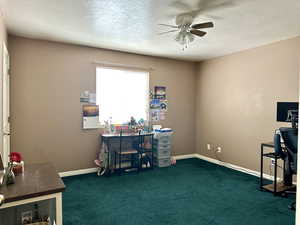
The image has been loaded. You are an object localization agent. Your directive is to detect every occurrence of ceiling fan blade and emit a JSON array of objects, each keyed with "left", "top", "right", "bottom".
[
  {"left": 158, "top": 23, "right": 179, "bottom": 28},
  {"left": 191, "top": 22, "right": 214, "bottom": 29},
  {"left": 190, "top": 29, "right": 207, "bottom": 37},
  {"left": 169, "top": 1, "right": 192, "bottom": 11},
  {"left": 174, "top": 0, "right": 236, "bottom": 19},
  {"left": 175, "top": 10, "right": 202, "bottom": 20},
  {"left": 196, "top": 0, "right": 235, "bottom": 12},
  {"left": 202, "top": 14, "right": 223, "bottom": 20},
  {"left": 158, "top": 30, "right": 178, "bottom": 35}
]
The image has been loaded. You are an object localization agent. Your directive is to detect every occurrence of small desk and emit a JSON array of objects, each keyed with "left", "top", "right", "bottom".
[
  {"left": 260, "top": 142, "right": 295, "bottom": 195},
  {"left": 0, "top": 163, "right": 65, "bottom": 225},
  {"left": 101, "top": 132, "right": 154, "bottom": 174}
]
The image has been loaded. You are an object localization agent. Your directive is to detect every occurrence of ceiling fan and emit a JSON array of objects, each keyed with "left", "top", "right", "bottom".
[
  {"left": 158, "top": 0, "right": 235, "bottom": 49},
  {"left": 158, "top": 14, "right": 214, "bottom": 50}
]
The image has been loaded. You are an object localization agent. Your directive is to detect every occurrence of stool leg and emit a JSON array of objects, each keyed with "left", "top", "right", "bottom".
[
  {"left": 119, "top": 154, "right": 121, "bottom": 175},
  {"left": 114, "top": 151, "right": 116, "bottom": 172},
  {"left": 289, "top": 202, "right": 296, "bottom": 210},
  {"left": 260, "top": 144, "right": 263, "bottom": 190},
  {"left": 138, "top": 154, "right": 140, "bottom": 172}
]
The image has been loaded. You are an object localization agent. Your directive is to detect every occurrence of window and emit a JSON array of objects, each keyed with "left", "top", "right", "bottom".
[{"left": 96, "top": 67, "right": 149, "bottom": 124}]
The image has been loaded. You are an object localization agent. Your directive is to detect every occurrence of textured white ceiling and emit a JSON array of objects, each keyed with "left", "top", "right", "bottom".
[{"left": 1, "top": 0, "right": 300, "bottom": 61}]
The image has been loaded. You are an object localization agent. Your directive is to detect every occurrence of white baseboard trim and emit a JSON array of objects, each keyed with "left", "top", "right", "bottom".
[
  {"left": 59, "top": 154, "right": 196, "bottom": 177},
  {"left": 59, "top": 167, "right": 98, "bottom": 178},
  {"left": 194, "top": 154, "right": 275, "bottom": 181},
  {"left": 59, "top": 153, "right": 278, "bottom": 182},
  {"left": 173, "top": 154, "right": 198, "bottom": 160}
]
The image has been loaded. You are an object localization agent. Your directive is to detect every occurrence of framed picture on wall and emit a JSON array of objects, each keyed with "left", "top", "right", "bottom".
[{"left": 154, "top": 86, "right": 166, "bottom": 100}]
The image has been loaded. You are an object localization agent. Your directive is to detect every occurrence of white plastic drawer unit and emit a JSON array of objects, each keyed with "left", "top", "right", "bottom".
[
  {"left": 154, "top": 131, "right": 173, "bottom": 138},
  {"left": 154, "top": 157, "right": 171, "bottom": 167},
  {"left": 154, "top": 138, "right": 171, "bottom": 149},
  {"left": 154, "top": 143, "right": 171, "bottom": 150},
  {"left": 156, "top": 135, "right": 171, "bottom": 143},
  {"left": 154, "top": 148, "right": 171, "bottom": 159}
]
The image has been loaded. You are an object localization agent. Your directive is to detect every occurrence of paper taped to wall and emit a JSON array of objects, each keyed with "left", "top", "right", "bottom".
[{"left": 82, "top": 105, "right": 101, "bottom": 129}]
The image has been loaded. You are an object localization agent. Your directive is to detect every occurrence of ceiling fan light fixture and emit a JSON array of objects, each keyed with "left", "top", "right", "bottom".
[
  {"left": 175, "top": 32, "right": 181, "bottom": 42},
  {"left": 175, "top": 30, "right": 194, "bottom": 50},
  {"left": 159, "top": 15, "right": 214, "bottom": 50},
  {"left": 187, "top": 32, "right": 194, "bottom": 42}
]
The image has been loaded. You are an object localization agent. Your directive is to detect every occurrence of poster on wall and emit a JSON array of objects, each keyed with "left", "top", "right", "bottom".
[
  {"left": 89, "top": 93, "right": 96, "bottom": 104},
  {"left": 80, "top": 91, "right": 96, "bottom": 104},
  {"left": 150, "top": 99, "right": 161, "bottom": 109},
  {"left": 82, "top": 105, "right": 101, "bottom": 129},
  {"left": 160, "top": 100, "right": 168, "bottom": 112},
  {"left": 150, "top": 109, "right": 160, "bottom": 121},
  {"left": 154, "top": 86, "right": 166, "bottom": 100},
  {"left": 80, "top": 91, "right": 89, "bottom": 103},
  {"left": 150, "top": 86, "right": 168, "bottom": 122}
]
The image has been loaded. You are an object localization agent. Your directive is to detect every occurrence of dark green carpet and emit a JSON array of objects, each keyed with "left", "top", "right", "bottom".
[{"left": 62, "top": 159, "right": 295, "bottom": 225}]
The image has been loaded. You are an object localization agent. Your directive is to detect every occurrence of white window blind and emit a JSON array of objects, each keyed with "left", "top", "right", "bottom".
[{"left": 96, "top": 67, "right": 149, "bottom": 124}]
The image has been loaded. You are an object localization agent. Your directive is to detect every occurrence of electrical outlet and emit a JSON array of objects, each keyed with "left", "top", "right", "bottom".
[
  {"left": 207, "top": 144, "right": 211, "bottom": 150},
  {"left": 216, "top": 146, "right": 222, "bottom": 153}
]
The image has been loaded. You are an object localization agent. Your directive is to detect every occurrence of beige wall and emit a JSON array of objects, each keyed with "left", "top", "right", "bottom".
[
  {"left": 8, "top": 36, "right": 197, "bottom": 172},
  {"left": 196, "top": 36, "right": 300, "bottom": 173},
  {"left": 8, "top": 32, "right": 300, "bottom": 174}
]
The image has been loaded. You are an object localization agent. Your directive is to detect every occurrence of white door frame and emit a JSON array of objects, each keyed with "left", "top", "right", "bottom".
[{"left": 1, "top": 42, "right": 9, "bottom": 167}]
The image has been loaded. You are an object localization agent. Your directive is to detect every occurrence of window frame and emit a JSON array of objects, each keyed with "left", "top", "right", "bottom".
[{"left": 96, "top": 66, "right": 150, "bottom": 125}]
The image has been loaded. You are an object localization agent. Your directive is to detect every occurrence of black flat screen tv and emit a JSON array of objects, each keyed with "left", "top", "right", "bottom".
[{"left": 277, "top": 102, "right": 299, "bottom": 122}]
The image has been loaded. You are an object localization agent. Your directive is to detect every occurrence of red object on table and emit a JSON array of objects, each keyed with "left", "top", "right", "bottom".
[{"left": 10, "top": 152, "right": 22, "bottom": 163}]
